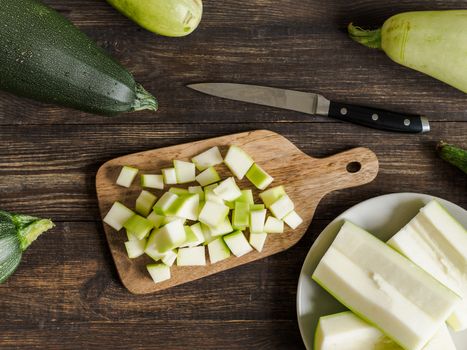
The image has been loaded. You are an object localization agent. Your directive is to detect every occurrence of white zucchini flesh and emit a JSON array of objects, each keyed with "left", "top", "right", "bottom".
[
  {"left": 162, "top": 167, "right": 177, "bottom": 185},
  {"left": 153, "top": 192, "right": 179, "bottom": 215},
  {"left": 312, "top": 221, "right": 461, "bottom": 350},
  {"left": 146, "top": 211, "right": 165, "bottom": 229},
  {"left": 135, "top": 190, "right": 158, "bottom": 216},
  {"left": 246, "top": 163, "right": 273, "bottom": 190},
  {"left": 249, "top": 232, "right": 267, "bottom": 252},
  {"left": 123, "top": 214, "right": 154, "bottom": 240},
  {"left": 146, "top": 219, "right": 186, "bottom": 253},
  {"left": 314, "top": 311, "right": 456, "bottom": 350},
  {"left": 264, "top": 216, "right": 284, "bottom": 233},
  {"left": 116, "top": 165, "right": 139, "bottom": 188},
  {"left": 213, "top": 177, "right": 242, "bottom": 201},
  {"left": 165, "top": 194, "right": 199, "bottom": 221},
  {"left": 177, "top": 246, "right": 206, "bottom": 266},
  {"left": 250, "top": 209, "right": 267, "bottom": 232},
  {"left": 259, "top": 186, "right": 286, "bottom": 208},
  {"left": 144, "top": 244, "right": 168, "bottom": 262},
  {"left": 126, "top": 231, "right": 139, "bottom": 241},
  {"left": 224, "top": 146, "right": 254, "bottom": 180},
  {"left": 204, "top": 184, "right": 224, "bottom": 204},
  {"left": 388, "top": 200, "right": 467, "bottom": 331},
  {"left": 198, "top": 201, "right": 230, "bottom": 227},
  {"left": 208, "top": 238, "right": 231, "bottom": 263},
  {"left": 204, "top": 217, "right": 233, "bottom": 237},
  {"left": 195, "top": 166, "right": 221, "bottom": 186},
  {"left": 173, "top": 160, "right": 196, "bottom": 184},
  {"left": 188, "top": 186, "right": 205, "bottom": 201},
  {"left": 191, "top": 146, "right": 223, "bottom": 171},
  {"left": 223, "top": 231, "right": 253, "bottom": 257},
  {"left": 103, "top": 201, "right": 134, "bottom": 231},
  {"left": 147, "top": 263, "right": 171, "bottom": 283},
  {"left": 269, "top": 194, "right": 294, "bottom": 220},
  {"left": 283, "top": 210, "right": 303, "bottom": 229},
  {"left": 124, "top": 239, "right": 147, "bottom": 259},
  {"left": 161, "top": 250, "right": 177, "bottom": 267},
  {"left": 141, "top": 174, "right": 164, "bottom": 190}
]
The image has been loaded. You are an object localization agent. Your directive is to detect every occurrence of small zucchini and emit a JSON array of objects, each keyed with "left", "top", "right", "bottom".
[
  {"left": 349, "top": 11, "right": 467, "bottom": 93},
  {"left": 0, "top": 0, "right": 157, "bottom": 115},
  {"left": 437, "top": 141, "right": 467, "bottom": 175},
  {"left": 0, "top": 210, "right": 54, "bottom": 284}
]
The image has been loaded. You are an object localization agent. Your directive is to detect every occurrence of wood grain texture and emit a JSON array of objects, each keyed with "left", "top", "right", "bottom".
[
  {"left": 96, "top": 130, "right": 378, "bottom": 293},
  {"left": 0, "top": 0, "right": 466, "bottom": 348}
]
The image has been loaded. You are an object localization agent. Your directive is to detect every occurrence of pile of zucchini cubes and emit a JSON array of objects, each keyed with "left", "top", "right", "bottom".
[{"left": 103, "top": 146, "right": 303, "bottom": 284}]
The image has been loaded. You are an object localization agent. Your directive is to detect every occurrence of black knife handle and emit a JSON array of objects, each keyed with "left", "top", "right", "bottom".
[{"left": 328, "top": 101, "right": 430, "bottom": 133}]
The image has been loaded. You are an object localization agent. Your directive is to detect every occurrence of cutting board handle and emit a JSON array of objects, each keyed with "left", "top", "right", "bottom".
[{"left": 309, "top": 147, "right": 379, "bottom": 195}]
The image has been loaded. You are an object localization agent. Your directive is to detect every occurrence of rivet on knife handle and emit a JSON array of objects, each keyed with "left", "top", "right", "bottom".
[{"left": 328, "top": 101, "right": 430, "bottom": 133}]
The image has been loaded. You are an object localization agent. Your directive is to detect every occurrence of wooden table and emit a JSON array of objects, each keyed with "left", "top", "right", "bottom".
[{"left": 0, "top": 1, "right": 466, "bottom": 348}]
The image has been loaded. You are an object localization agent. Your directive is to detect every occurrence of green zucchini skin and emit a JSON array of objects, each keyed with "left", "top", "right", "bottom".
[
  {"left": 437, "top": 141, "right": 467, "bottom": 175},
  {"left": 0, "top": 210, "right": 54, "bottom": 284},
  {"left": 0, "top": 0, "right": 157, "bottom": 116},
  {"left": 348, "top": 11, "right": 467, "bottom": 94}
]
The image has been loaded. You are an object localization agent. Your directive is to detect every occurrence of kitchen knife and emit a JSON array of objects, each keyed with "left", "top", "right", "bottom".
[{"left": 187, "top": 83, "right": 430, "bottom": 133}]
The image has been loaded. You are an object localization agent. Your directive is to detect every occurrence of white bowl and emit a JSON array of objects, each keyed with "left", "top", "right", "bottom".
[{"left": 296, "top": 192, "right": 467, "bottom": 349}]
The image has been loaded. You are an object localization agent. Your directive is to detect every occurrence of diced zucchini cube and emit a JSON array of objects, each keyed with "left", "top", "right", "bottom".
[
  {"left": 180, "top": 225, "right": 204, "bottom": 247},
  {"left": 146, "top": 219, "right": 186, "bottom": 253},
  {"left": 124, "top": 239, "right": 147, "bottom": 258},
  {"left": 116, "top": 165, "right": 139, "bottom": 188},
  {"left": 250, "top": 209, "right": 267, "bottom": 233},
  {"left": 162, "top": 167, "right": 177, "bottom": 185},
  {"left": 147, "top": 263, "right": 171, "bottom": 283},
  {"left": 103, "top": 201, "right": 134, "bottom": 231},
  {"left": 201, "top": 223, "right": 216, "bottom": 245},
  {"left": 126, "top": 231, "right": 139, "bottom": 241},
  {"left": 204, "top": 184, "right": 224, "bottom": 204},
  {"left": 141, "top": 174, "right": 164, "bottom": 190},
  {"left": 164, "top": 194, "right": 199, "bottom": 221},
  {"left": 135, "top": 190, "right": 158, "bottom": 216},
  {"left": 283, "top": 210, "right": 303, "bottom": 229},
  {"left": 264, "top": 216, "right": 284, "bottom": 233},
  {"left": 169, "top": 187, "right": 189, "bottom": 195},
  {"left": 146, "top": 211, "right": 165, "bottom": 229},
  {"left": 259, "top": 186, "right": 286, "bottom": 208},
  {"left": 144, "top": 243, "right": 167, "bottom": 262},
  {"left": 189, "top": 223, "right": 206, "bottom": 245},
  {"left": 123, "top": 214, "right": 154, "bottom": 240},
  {"left": 199, "top": 201, "right": 230, "bottom": 227},
  {"left": 269, "top": 195, "right": 294, "bottom": 219},
  {"left": 224, "top": 146, "right": 254, "bottom": 180},
  {"left": 213, "top": 177, "right": 242, "bottom": 201},
  {"left": 223, "top": 230, "right": 253, "bottom": 257},
  {"left": 249, "top": 232, "right": 268, "bottom": 252},
  {"left": 208, "top": 238, "right": 231, "bottom": 263},
  {"left": 205, "top": 217, "right": 233, "bottom": 237},
  {"left": 174, "top": 160, "right": 196, "bottom": 183},
  {"left": 192, "top": 146, "right": 223, "bottom": 171},
  {"left": 188, "top": 186, "right": 205, "bottom": 201},
  {"left": 162, "top": 216, "right": 186, "bottom": 226},
  {"left": 236, "top": 189, "right": 254, "bottom": 205},
  {"left": 161, "top": 250, "right": 177, "bottom": 267},
  {"left": 246, "top": 163, "right": 274, "bottom": 190},
  {"left": 233, "top": 201, "right": 249, "bottom": 228},
  {"left": 177, "top": 246, "right": 206, "bottom": 266},
  {"left": 153, "top": 192, "right": 179, "bottom": 215},
  {"left": 195, "top": 166, "right": 221, "bottom": 186}
]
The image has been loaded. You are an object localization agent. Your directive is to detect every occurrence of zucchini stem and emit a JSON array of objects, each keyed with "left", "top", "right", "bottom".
[
  {"left": 437, "top": 141, "right": 467, "bottom": 175},
  {"left": 348, "top": 23, "right": 382, "bottom": 50},
  {"left": 18, "top": 218, "right": 55, "bottom": 251},
  {"left": 132, "top": 84, "right": 158, "bottom": 112}
]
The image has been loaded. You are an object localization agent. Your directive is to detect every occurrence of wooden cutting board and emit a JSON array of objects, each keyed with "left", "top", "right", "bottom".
[{"left": 96, "top": 130, "right": 379, "bottom": 294}]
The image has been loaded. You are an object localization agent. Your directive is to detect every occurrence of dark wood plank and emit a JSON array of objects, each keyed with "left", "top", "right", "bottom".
[
  {"left": 0, "top": 122, "right": 465, "bottom": 221},
  {"left": 1, "top": 0, "right": 467, "bottom": 124}
]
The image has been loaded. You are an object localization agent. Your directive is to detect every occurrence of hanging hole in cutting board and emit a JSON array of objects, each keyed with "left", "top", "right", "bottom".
[{"left": 347, "top": 162, "right": 362, "bottom": 173}]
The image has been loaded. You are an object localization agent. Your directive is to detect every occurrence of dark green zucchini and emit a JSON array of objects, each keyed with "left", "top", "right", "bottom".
[
  {"left": 437, "top": 141, "right": 467, "bottom": 175},
  {"left": 0, "top": 210, "right": 54, "bottom": 284},
  {"left": 0, "top": 0, "right": 157, "bottom": 116}
]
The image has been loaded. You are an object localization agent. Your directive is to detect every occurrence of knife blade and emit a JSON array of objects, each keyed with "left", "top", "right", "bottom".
[{"left": 187, "top": 83, "right": 430, "bottom": 133}]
